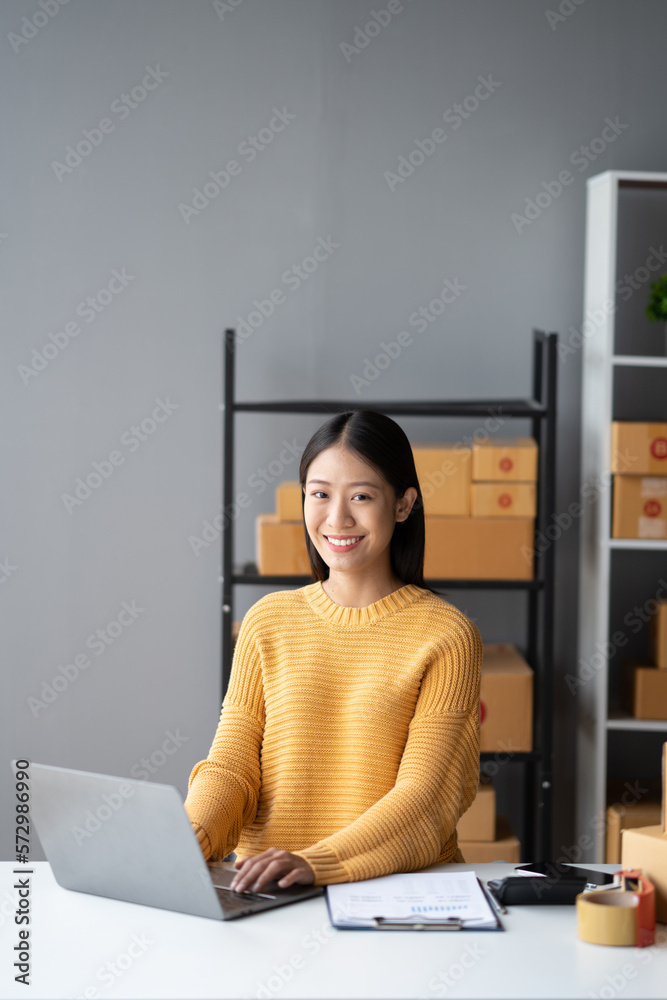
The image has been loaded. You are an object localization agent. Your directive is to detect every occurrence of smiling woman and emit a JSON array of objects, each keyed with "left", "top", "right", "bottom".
[{"left": 184, "top": 410, "right": 481, "bottom": 894}]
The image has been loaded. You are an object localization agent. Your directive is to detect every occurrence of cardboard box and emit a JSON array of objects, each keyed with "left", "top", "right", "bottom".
[
  {"left": 472, "top": 438, "right": 538, "bottom": 482},
  {"left": 276, "top": 481, "right": 303, "bottom": 521},
  {"left": 605, "top": 800, "right": 662, "bottom": 864},
  {"left": 650, "top": 599, "right": 667, "bottom": 669},
  {"left": 622, "top": 661, "right": 667, "bottom": 719},
  {"left": 256, "top": 514, "right": 311, "bottom": 575},
  {"left": 612, "top": 475, "right": 667, "bottom": 539},
  {"left": 459, "top": 816, "right": 521, "bottom": 863},
  {"left": 612, "top": 422, "right": 667, "bottom": 475},
  {"left": 621, "top": 743, "right": 667, "bottom": 922},
  {"left": 412, "top": 445, "right": 471, "bottom": 516},
  {"left": 424, "top": 517, "right": 534, "bottom": 580},
  {"left": 471, "top": 482, "right": 536, "bottom": 518},
  {"left": 456, "top": 779, "right": 496, "bottom": 842},
  {"left": 622, "top": 826, "right": 667, "bottom": 922},
  {"left": 480, "top": 644, "right": 533, "bottom": 753}
]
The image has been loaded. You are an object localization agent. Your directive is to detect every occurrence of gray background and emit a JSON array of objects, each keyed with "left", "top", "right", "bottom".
[{"left": 2, "top": 0, "right": 666, "bottom": 863}]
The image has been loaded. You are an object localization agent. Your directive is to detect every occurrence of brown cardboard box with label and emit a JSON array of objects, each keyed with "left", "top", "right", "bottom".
[
  {"left": 480, "top": 644, "right": 533, "bottom": 752},
  {"left": 458, "top": 816, "right": 521, "bottom": 863},
  {"left": 621, "top": 743, "right": 667, "bottom": 922},
  {"left": 471, "top": 482, "right": 536, "bottom": 518},
  {"left": 457, "top": 779, "right": 496, "bottom": 841},
  {"left": 424, "top": 517, "right": 534, "bottom": 580},
  {"left": 413, "top": 444, "right": 471, "bottom": 516},
  {"left": 256, "top": 514, "right": 310, "bottom": 575},
  {"left": 276, "top": 481, "right": 303, "bottom": 521},
  {"left": 649, "top": 598, "right": 667, "bottom": 669},
  {"left": 611, "top": 422, "right": 667, "bottom": 475},
  {"left": 612, "top": 475, "right": 667, "bottom": 539},
  {"left": 472, "top": 438, "right": 538, "bottom": 482}
]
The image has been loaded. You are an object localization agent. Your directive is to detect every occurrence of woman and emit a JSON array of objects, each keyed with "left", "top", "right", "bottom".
[{"left": 184, "top": 409, "right": 481, "bottom": 894}]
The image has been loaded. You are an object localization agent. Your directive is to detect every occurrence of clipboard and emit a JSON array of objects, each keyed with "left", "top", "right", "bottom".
[{"left": 325, "top": 871, "right": 504, "bottom": 931}]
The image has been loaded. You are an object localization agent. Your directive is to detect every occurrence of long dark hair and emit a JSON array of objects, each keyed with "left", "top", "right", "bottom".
[{"left": 298, "top": 410, "right": 429, "bottom": 589}]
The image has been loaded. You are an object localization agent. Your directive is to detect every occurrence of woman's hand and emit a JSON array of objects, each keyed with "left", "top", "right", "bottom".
[{"left": 230, "top": 848, "right": 315, "bottom": 893}]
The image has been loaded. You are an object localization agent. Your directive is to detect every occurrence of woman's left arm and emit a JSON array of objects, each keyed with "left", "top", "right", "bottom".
[{"left": 235, "top": 616, "right": 482, "bottom": 891}]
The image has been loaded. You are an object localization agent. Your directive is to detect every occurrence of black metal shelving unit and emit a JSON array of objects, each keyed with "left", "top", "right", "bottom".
[{"left": 221, "top": 328, "right": 558, "bottom": 861}]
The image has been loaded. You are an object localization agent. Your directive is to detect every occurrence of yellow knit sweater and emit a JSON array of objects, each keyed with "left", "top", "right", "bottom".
[{"left": 184, "top": 581, "right": 482, "bottom": 885}]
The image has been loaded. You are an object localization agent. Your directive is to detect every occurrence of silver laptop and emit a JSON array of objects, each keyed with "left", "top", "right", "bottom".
[{"left": 25, "top": 762, "right": 323, "bottom": 920}]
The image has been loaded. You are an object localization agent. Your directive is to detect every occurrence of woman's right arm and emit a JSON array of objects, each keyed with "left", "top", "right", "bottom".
[{"left": 183, "top": 618, "right": 265, "bottom": 861}]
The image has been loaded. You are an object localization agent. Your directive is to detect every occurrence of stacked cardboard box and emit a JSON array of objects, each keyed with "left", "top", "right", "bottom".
[
  {"left": 621, "top": 601, "right": 667, "bottom": 720},
  {"left": 256, "top": 482, "right": 309, "bottom": 575},
  {"left": 414, "top": 438, "right": 538, "bottom": 580},
  {"left": 457, "top": 777, "right": 521, "bottom": 863},
  {"left": 622, "top": 743, "right": 667, "bottom": 922},
  {"left": 480, "top": 644, "right": 533, "bottom": 752},
  {"left": 606, "top": 799, "right": 662, "bottom": 864},
  {"left": 459, "top": 816, "right": 521, "bottom": 863},
  {"left": 611, "top": 422, "right": 667, "bottom": 539}
]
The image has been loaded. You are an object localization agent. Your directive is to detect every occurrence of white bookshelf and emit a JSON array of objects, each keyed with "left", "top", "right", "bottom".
[{"left": 577, "top": 170, "right": 667, "bottom": 862}]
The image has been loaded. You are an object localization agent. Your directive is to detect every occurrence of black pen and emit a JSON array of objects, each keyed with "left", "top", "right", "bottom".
[{"left": 483, "top": 881, "right": 508, "bottom": 916}]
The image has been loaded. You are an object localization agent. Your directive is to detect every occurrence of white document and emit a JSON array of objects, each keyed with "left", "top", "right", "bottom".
[{"left": 326, "top": 870, "right": 500, "bottom": 929}]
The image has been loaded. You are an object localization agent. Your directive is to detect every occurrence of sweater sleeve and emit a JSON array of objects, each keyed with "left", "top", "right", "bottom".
[
  {"left": 293, "top": 615, "right": 482, "bottom": 884},
  {"left": 183, "top": 614, "right": 265, "bottom": 861}
]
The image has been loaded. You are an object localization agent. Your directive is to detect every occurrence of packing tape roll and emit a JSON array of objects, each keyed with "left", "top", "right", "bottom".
[{"left": 576, "top": 891, "right": 638, "bottom": 946}]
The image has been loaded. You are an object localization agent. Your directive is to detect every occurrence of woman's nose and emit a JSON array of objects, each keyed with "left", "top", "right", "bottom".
[{"left": 326, "top": 499, "right": 355, "bottom": 529}]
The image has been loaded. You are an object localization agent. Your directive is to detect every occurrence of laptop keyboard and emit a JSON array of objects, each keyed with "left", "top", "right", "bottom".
[{"left": 214, "top": 884, "right": 276, "bottom": 915}]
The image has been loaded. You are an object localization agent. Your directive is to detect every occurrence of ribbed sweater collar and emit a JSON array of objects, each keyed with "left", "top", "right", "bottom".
[{"left": 303, "top": 581, "right": 426, "bottom": 626}]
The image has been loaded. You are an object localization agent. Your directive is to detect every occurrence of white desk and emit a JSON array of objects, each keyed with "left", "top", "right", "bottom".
[{"left": 1, "top": 862, "right": 665, "bottom": 999}]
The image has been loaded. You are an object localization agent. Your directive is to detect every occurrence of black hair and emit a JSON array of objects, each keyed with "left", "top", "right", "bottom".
[{"left": 298, "top": 410, "right": 431, "bottom": 589}]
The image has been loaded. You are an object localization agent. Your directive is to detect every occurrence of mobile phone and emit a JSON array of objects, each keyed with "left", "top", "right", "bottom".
[{"left": 515, "top": 862, "right": 615, "bottom": 885}]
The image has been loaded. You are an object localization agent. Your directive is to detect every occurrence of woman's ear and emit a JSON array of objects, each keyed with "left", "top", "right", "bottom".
[{"left": 395, "top": 487, "right": 418, "bottom": 522}]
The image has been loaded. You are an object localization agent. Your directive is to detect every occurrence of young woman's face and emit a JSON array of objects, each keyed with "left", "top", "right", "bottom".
[{"left": 303, "top": 444, "right": 414, "bottom": 581}]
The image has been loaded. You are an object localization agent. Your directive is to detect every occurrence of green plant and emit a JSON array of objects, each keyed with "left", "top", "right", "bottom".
[{"left": 646, "top": 274, "right": 667, "bottom": 322}]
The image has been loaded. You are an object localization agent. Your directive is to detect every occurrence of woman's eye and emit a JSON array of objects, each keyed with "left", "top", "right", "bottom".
[
  {"left": 312, "top": 491, "right": 327, "bottom": 499},
  {"left": 352, "top": 493, "right": 370, "bottom": 501}
]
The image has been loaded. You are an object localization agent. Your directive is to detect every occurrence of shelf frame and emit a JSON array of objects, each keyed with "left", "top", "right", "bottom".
[
  {"left": 576, "top": 169, "right": 667, "bottom": 862},
  {"left": 221, "top": 328, "right": 558, "bottom": 861}
]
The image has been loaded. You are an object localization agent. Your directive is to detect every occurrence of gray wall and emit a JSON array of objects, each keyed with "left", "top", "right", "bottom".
[{"left": 3, "top": 0, "right": 667, "bottom": 862}]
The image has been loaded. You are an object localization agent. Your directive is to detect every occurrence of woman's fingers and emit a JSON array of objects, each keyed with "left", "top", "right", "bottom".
[{"left": 230, "top": 849, "right": 314, "bottom": 893}]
